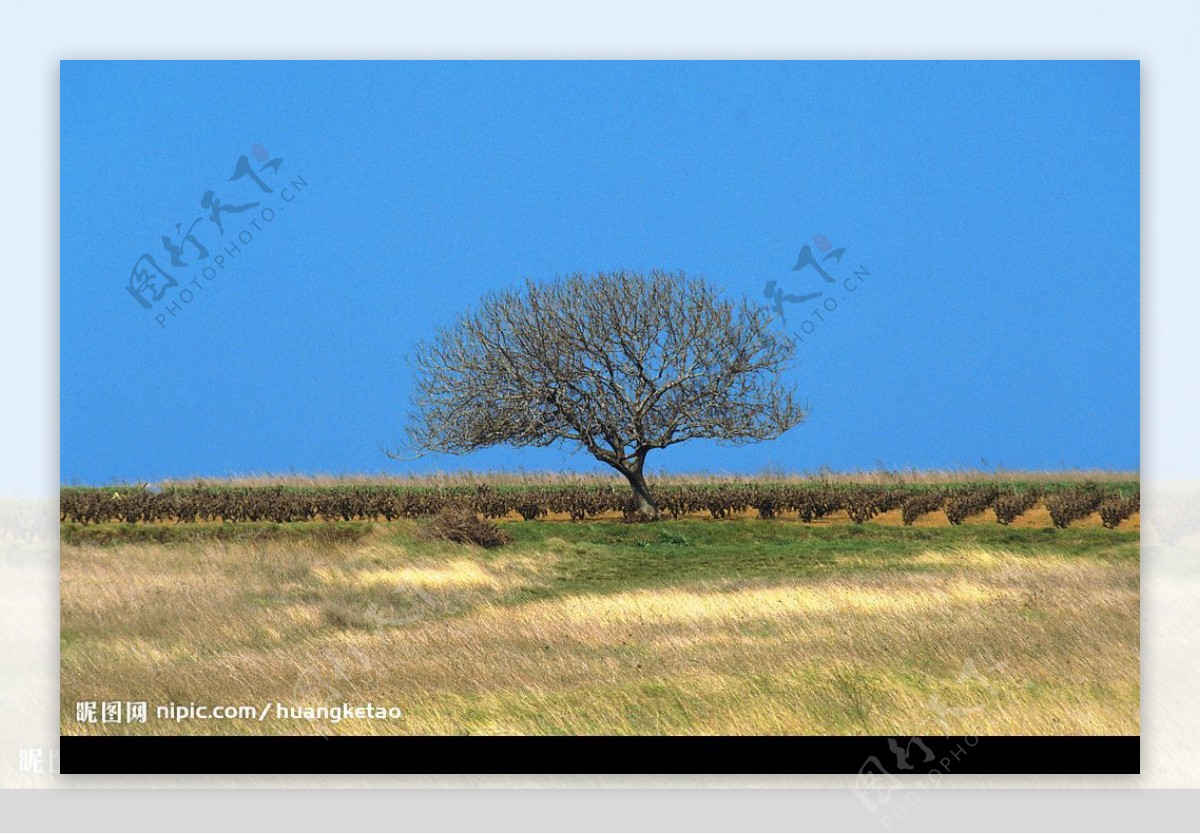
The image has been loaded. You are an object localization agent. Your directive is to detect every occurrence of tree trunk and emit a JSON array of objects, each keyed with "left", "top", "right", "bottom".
[{"left": 622, "top": 466, "right": 659, "bottom": 521}]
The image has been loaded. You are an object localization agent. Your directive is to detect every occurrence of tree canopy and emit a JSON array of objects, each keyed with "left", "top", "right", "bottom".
[{"left": 403, "top": 269, "right": 805, "bottom": 516}]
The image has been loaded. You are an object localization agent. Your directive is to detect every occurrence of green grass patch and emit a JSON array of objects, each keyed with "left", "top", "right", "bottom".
[{"left": 408, "top": 518, "right": 1137, "bottom": 600}]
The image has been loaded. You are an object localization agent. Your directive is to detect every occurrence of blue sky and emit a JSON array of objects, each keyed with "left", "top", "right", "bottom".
[{"left": 60, "top": 61, "right": 1139, "bottom": 485}]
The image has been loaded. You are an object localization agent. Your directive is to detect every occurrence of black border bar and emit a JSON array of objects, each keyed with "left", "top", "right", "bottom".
[{"left": 60, "top": 735, "right": 1139, "bottom": 775}]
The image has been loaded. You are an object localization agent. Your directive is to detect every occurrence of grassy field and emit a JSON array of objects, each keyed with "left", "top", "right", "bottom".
[{"left": 61, "top": 509, "right": 1139, "bottom": 736}]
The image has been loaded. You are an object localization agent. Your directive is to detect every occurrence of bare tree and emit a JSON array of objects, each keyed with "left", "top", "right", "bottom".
[{"left": 401, "top": 269, "right": 805, "bottom": 518}]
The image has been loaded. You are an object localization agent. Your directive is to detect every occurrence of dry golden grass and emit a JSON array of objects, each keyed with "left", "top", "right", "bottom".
[{"left": 61, "top": 523, "right": 1138, "bottom": 737}]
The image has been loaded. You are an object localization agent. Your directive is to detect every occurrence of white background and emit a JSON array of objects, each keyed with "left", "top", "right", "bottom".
[{"left": 1, "top": 0, "right": 1198, "bottom": 830}]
